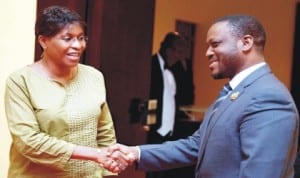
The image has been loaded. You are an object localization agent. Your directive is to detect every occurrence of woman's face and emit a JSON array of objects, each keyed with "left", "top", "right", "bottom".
[{"left": 40, "top": 23, "right": 87, "bottom": 68}]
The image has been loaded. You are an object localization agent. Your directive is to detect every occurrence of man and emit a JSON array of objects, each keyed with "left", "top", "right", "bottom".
[
  {"left": 169, "top": 35, "right": 196, "bottom": 178},
  {"left": 146, "top": 31, "right": 186, "bottom": 178},
  {"left": 170, "top": 46, "right": 196, "bottom": 139},
  {"left": 171, "top": 56, "right": 195, "bottom": 112},
  {"left": 108, "top": 15, "right": 299, "bottom": 178}
]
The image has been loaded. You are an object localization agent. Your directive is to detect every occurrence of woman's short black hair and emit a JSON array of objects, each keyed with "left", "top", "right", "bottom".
[{"left": 35, "top": 5, "right": 86, "bottom": 37}]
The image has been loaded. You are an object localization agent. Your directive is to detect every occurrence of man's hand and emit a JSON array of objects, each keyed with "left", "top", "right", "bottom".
[
  {"left": 107, "top": 143, "right": 139, "bottom": 166},
  {"left": 95, "top": 148, "right": 126, "bottom": 173},
  {"left": 95, "top": 144, "right": 139, "bottom": 173}
]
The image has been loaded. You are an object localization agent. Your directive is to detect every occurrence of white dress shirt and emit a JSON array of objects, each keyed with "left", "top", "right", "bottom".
[
  {"left": 229, "top": 62, "right": 266, "bottom": 89},
  {"left": 156, "top": 53, "right": 176, "bottom": 136}
]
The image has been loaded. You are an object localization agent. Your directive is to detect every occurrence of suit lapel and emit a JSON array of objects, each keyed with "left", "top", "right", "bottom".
[
  {"left": 195, "top": 92, "right": 238, "bottom": 170},
  {"left": 204, "top": 64, "right": 272, "bottom": 140}
]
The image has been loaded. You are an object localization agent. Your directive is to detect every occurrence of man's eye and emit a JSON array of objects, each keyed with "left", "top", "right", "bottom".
[{"left": 211, "top": 42, "right": 220, "bottom": 48}]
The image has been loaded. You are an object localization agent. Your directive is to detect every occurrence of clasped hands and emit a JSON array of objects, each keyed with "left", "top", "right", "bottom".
[{"left": 96, "top": 144, "right": 138, "bottom": 173}]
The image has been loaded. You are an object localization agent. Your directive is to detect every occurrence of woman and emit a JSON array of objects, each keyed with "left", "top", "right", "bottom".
[{"left": 4, "top": 5, "right": 123, "bottom": 178}]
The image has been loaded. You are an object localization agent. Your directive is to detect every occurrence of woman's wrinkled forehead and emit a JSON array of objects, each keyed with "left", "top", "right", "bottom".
[
  {"left": 53, "top": 23, "right": 86, "bottom": 38},
  {"left": 35, "top": 6, "right": 86, "bottom": 37}
]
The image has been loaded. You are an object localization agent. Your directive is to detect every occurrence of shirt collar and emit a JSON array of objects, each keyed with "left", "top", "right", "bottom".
[
  {"left": 229, "top": 62, "right": 266, "bottom": 89},
  {"left": 157, "top": 53, "right": 166, "bottom": 71}
]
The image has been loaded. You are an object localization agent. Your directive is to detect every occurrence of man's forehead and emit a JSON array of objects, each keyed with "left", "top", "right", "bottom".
[{"left": 206, "top": 22, "right": 230, "bottom": 41}]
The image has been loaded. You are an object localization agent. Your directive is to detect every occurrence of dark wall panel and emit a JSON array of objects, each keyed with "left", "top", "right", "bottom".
[{"left": 99, "top": 0, "right": 155, "bottom": 144}]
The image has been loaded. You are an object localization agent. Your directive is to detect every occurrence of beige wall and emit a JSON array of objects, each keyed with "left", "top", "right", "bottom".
[
  {"left": 0, "top": 0, "right": 37, "bottom": 177},
  {"left": 153, "top": 0, "right": 297, "bottom": 107}
]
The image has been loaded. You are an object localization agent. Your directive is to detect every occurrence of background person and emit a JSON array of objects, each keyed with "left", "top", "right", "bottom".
[
  {"left": 146, "top": 31, "right": 186, "bottom": 178},
  {"left": 170, "top": 40, "right": 195, "bottom": 119},
  {"left": 168, "top": 34, "right": 196, "bottom": 178}
]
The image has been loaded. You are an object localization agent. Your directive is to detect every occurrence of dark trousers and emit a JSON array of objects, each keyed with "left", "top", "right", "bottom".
[{"left": 147, "top": 130, "right": 173, "bottom": 144}]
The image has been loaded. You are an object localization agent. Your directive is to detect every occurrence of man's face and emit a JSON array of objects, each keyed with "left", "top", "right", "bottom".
[
  {"left": 169, "top": 44, "right": 186, "bottom": 65},
  {"left": 205, "top": 22, "right": 242, "bottom": 79}
]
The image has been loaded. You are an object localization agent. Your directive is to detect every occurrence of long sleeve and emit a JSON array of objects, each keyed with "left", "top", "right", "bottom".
[
  {"left": 138, "top": 129, "right": 201, "bottom": 171},
  {"left": 5, "top": 72, "right": 74, "bottom": 170},
  {"left": 238, "top": 85, "right": 299, "bottom": 178},
  {"left": 5, "top": 65, "right": 117, "bottom": 177},
  {"left": 97, "top": 102, "right": 116, "bottom": 147}
]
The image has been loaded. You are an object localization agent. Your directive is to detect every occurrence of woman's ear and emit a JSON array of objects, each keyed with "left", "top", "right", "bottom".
[
  {"left": 38, "top": 35, "right": 47, "bottom": 50},
  {"left": 238, "top": 35, "right": 254, "bottom": 52}
]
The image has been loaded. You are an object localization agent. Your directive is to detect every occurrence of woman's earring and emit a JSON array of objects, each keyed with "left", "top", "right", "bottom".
[
  {"left": 40, "top": 47, "right": 47, "bottom": 59},
  {"left": 40, "top": 51, "right": 44, "bottom": 59}
]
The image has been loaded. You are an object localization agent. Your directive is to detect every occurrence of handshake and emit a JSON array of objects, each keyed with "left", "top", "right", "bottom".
[{"left": 96, "top": 144, "right": 139, "bottom": 173}]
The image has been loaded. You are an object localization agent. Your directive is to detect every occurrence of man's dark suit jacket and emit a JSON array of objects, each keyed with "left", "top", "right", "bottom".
[
  {"left": 147, "top": 54, "right": 175, "bottom": 143},
  {"left": 170, "top": 59, "right": 194, "bottom": 106}
]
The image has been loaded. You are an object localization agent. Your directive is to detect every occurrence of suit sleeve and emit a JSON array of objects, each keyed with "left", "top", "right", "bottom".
[
  {"left": 149, "top": 57, "right": 163, "bottom": 129},
  {"left": 138, "top": 127, "right": 201, "bottom": 171},
  {"left": 239, "top": 86, "right": 299, "bottom": 178}
]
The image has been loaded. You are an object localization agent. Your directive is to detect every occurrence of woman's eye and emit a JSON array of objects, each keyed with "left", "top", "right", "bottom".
[
  {"left": 78, "top": 36, "right": 85, "bottom": 41},
  {"left": 62, "top": 36, "right": 72, "bottom": 42}
]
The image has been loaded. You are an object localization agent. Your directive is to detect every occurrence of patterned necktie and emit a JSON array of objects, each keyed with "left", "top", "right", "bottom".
[{"left": 213, "top": 83, "right": 232, "bottom": 110}]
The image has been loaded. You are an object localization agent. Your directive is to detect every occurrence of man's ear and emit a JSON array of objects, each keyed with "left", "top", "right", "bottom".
[{"left": 238, "top": 35, "right": 254, "bottom": 52}]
